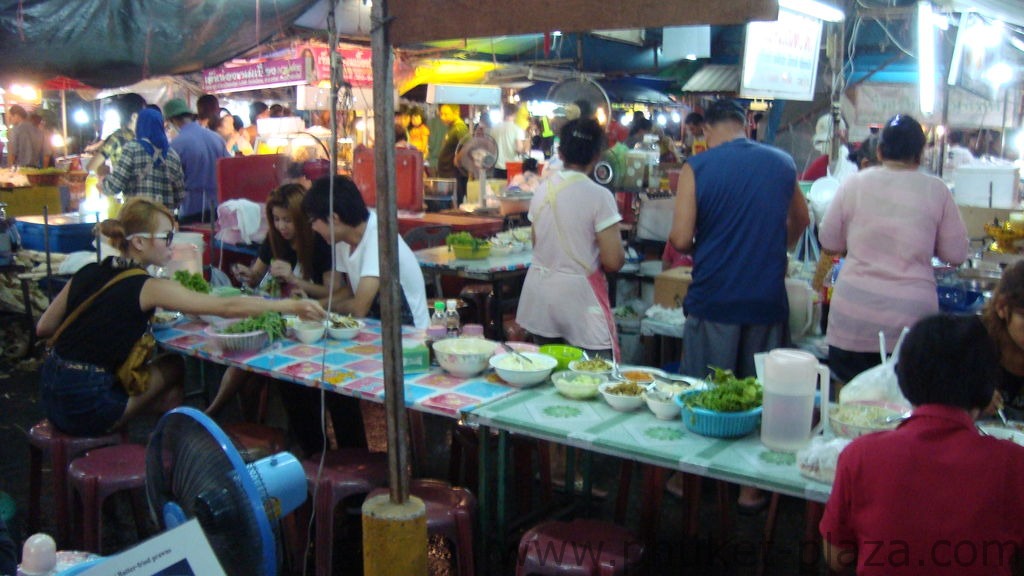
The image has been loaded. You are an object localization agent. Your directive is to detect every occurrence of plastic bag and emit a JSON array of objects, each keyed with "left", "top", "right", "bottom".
[
  {"left": 797, "top": 436, "right": 852, "bottom": 484},
  {"left": 838, "top": 328, "right": 912, "bottom": 408},
  {"left": 215, "top": 199, "right": 268, "bottom": 245}
]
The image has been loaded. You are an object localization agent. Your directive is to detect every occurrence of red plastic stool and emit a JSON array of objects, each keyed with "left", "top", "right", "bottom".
[
  {"left": 302, "top": 449, "right": 389, "bottom": 576},
  {"left": 27, "top": 419, "right": 122, "bottom": 546},
  {"left": 68, "top": 444, "right": 148, "bottom": 553},
  {"left": 516, "top": 519, "right": 645, "bottom": 576},
  {"left": 367, "top": 478, "right": 477, "bottom": 576},
  {"left": 221, "top": 422, "right": 287, "bottom": 460}
]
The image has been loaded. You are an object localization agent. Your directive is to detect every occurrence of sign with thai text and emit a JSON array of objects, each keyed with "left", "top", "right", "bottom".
[{"left": 202, "top": 58, "right": 311, "bottom": 93}]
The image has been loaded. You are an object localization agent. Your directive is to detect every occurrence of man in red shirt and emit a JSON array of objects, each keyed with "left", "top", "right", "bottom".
[{"left": 821, "top": 314, "right": 1024, "bottom": 575}]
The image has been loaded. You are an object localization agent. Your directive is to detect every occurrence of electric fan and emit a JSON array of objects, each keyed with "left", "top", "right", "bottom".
[
  {"left": 55, "top": 407, "right": 307, "bottom": 576},
  {"left": 546, "top": 76, "right": 611, "bottom": 125},
  {"left": 455, "top": 133, "right": 498, "bottom": 210}
]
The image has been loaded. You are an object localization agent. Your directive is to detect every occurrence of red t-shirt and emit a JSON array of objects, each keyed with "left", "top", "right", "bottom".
[
  {"left": 820, "top": 404, "right": 1024, "bottom": 575},
  {"left": 802, "top": 154, "right": 829, "bottom": 181}
]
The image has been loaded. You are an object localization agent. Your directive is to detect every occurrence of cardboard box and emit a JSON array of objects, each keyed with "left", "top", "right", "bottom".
[{"left": 654, "top": 266, "right": 692, "bottom": 309}]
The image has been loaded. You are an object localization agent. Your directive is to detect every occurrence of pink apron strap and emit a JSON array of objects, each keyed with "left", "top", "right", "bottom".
[{"left": 586, "top": 269, "right": 620, "bottom": 362}]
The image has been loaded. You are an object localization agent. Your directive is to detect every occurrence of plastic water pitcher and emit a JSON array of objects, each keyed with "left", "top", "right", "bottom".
[{"left": 760, "top": 349, "right": 830, "bottom": 452}]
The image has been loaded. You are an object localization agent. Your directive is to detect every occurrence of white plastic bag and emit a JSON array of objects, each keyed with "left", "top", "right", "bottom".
[
  {"left": 838, "top": 328, "right": 912, "bottom": 408},
  {"left": 797, "top": 436, "right": 852, "bottom": 484}
]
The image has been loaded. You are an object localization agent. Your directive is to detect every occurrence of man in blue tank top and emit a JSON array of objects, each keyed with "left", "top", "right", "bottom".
[{"left": 669, "top": 99, "right": 810, "bottom": 510}]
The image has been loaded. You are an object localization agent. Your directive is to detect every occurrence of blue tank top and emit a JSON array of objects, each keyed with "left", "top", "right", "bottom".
[{"left": 684, "top": 139, "right": 796, "bottom": 324}]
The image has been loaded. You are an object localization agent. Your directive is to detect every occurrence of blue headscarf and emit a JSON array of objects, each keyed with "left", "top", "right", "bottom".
[{"left": 134, "top": 108, "right": 170, "bottom": 167}]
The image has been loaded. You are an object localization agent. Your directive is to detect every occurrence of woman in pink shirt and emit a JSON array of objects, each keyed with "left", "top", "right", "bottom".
[
  {"left": 516, "top": 119, "right": 625, "bottom": 358},
  {"left": 819, "top": 114, "right": 968, "bottom": 382}
]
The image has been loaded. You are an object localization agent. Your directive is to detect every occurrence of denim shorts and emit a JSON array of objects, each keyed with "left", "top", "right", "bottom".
[{"left": 40, "top": 351, "right": 128, "bottom": 436}]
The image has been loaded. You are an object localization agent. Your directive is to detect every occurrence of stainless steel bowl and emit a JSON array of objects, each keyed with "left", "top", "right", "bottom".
[{"left": 425, "top": 178, "right": 457, "bottom": 196}]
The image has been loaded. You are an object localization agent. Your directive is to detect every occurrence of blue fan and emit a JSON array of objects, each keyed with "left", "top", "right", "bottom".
[{"left": 56, "top": 407, "right": 307, "bottom": 576}]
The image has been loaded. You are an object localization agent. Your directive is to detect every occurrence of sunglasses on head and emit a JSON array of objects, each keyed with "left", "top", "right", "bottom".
[{"left": 127, "top": 230, "right": 175, "bottom": 247}]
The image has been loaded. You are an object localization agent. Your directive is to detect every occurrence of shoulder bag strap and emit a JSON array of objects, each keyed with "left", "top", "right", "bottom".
[{"left": 47, "top": 268, "right": 149, "bottom": 348}]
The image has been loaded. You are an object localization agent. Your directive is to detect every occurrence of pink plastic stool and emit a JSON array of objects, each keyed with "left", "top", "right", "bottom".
[
  {"left": 516, "top": 519, "right": 645, "bottom": 576},
  {"left": 302, "top": 449, "right": 389, "bottom": 576},
  {"left": 68, "top": 444, "right": 148, "bottom": 553},
  {"left": 367, "top": 478, "right": 477, "bottom": 576},
  {"left": 27, "top": 419, "right": 122, "bottom": 546}
]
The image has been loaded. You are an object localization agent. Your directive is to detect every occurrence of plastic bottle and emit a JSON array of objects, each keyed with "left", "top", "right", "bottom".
[
  {"left": 445, "top": 299, "right": 461, "bottom": 337},
  {"left": 431, "top": 301, "right": 447, "bottom": 327},
  {"left": 425, "top": 326, "right": 447, "bottom": 366},
  {"left": 819, "top": 256, "right": 841, "bottom": 335}
]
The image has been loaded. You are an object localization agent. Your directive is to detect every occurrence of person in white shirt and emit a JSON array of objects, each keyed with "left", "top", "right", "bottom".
[
  {"left": 941, "top": 130, "right": 976, "bottom": 181},
  {"left": 490, "top": 103, "right": 527, "bottom": 179},
  {"left": 302, "top": 175, "right": 430, "bottom": 329}
]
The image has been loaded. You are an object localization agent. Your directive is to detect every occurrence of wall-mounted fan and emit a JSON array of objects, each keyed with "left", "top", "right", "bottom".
[
  {"left": 455, "top": 133, "right": 498, "bottom": 210},
  {"left": 547, "top": 76, "right": 611, "bottom": 124},
  {"left": 55, "top": 407, "right": 307, "bottom": 576}
]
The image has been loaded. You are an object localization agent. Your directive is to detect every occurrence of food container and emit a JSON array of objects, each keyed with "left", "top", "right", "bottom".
[
  {"left": 599, "top": 381, "right": 645, "bottom": 411},
  {"left": 450, "top": 244, "right": 491, "bottom": 260},
  {"left": 433, "top": 337, "right": 499, "bottom": 377},
  {"left": 829, "top": 401, "right": 905, "bottom": 439},
  {"left": 538, "top": 345, "right": 583, "bottom": 372},
  {"left": 489, "top": 352, "right": 557, "bottom": 387},
  {"left": 568, "top": 358, "right": 614, "bottom": 376},
  {"left": 293, "top": 321, "right": 326, "bottom": 344},
  {"left": 643, "top": 391, "right": 681, "bottom": 420},
  {"left": 327, "top": 316, "right": 365, "bottom": 340},
  {"left": 205, "top": 323, "right": 270, "bottom": 353},
  {"left": 551, "top": 370, "right": 604, "bottom": 400},
  {"left": 676, "top": 390, "right": 762, "bottom": 438}
]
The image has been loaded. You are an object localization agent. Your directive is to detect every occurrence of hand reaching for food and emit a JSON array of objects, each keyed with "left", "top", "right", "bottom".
[
  {"left": 291, "top": 298, "right": 326, "bottom": 321},
  {"left": 269, "top": 259, "right": 294, "bottom": 283}
]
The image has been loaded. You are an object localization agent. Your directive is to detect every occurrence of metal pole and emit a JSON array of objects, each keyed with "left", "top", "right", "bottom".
[
  {"left": 61, "top": 90, "right": 69, "bottom": 158},
  {"left": 369, "top": 0, "right": 409, "bottom": 507},
  {"left": 362, "top": 1, "right": 428, "bottom": 573}
]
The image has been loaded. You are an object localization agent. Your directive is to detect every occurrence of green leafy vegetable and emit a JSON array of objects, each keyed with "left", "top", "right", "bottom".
[
  {"left": 173, "top": 270, "right": 210, "bottom": 293},
  {"left": 220, "top": 312, "right": 286, "bottom": 341},
  {"left": 445, "top": 231, "right": 488, "bottom": 250},
  {"left": 683, "top": 367, "right": 762, "bottom": 412}
]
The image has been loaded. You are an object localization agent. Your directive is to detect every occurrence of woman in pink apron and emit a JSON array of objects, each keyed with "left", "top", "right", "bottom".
[{"left": 516, "top": 118, "right": 625, "bottom": 360}]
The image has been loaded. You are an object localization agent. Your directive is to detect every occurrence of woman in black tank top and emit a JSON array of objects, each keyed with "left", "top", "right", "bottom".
[{"left": 36, "top": 197, "right": 326, "bottom": 436}]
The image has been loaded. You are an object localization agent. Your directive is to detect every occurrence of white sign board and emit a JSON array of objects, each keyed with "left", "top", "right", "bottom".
[
  {"left": 848, "top": 83, "right": 1021, "bottom": 129},
  {"left": 80, "top": 519, "right": 226, "bottom": 576},
  {"left": 740, "top": 8, "right": 823, "bottom": 102}
]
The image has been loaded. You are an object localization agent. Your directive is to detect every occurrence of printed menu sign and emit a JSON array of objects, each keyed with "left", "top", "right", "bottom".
[
  {"left": 203, "top": 58, "right": 311, "bottom": 93},
  {"left": 741, "top": 8, "right": 823, "bottom": 102}
]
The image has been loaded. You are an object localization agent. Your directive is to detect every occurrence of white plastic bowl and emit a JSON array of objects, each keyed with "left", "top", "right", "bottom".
[
  {"left": 293, "top": 321, "right": 326, "bottom": 344},
  {"left": 489, "top": 352, "right": 557, "bottom": 388},
  {"left": 433, "top": 337, "right": 499, "bottom": 378},
  {"left": 643, "top": 391, "right": 681, "bottom": 420},
  {"left": 551, "top": 370, "right": 604, "bottom": 400},
  {"left": 568, "top": 358, "right": 614, "bottom": 376},
  {"left": 598, "top": 381, "right": 645, "bottom": 412},
  {"left": 327, "top": 318, "right": 365, "bottom": 340}
]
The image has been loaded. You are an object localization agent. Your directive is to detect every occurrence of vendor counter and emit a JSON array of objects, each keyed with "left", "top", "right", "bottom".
[
  {"left": 0, "top": 185, "right": 63, "bottom": 217},
  {"left": 398, "top": 212, "right": 504, "bottom": 237}
]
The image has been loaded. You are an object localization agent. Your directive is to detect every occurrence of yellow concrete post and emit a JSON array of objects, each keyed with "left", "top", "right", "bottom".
[{"left": 361, "top": 494, "right": 428, "bottom": 576}]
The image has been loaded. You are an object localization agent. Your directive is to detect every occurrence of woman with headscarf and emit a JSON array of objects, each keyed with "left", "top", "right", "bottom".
[{"left": 104, "top": 108, "right": 186, "bottom": 212}]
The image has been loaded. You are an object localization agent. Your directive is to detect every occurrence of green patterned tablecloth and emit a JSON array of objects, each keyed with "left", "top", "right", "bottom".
[{"left": 467, "top": 384, "right": 832, "bottom": 503}]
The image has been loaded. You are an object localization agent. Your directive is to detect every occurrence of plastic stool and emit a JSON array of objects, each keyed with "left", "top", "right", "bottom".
[
  {"left": 516, "top": 519, "right": 644, "bottom": 576},
  {"left": 27, "top": 419, "right": 122, "bottom": 546},
  {"left": 221, "top": 422, "right": 287, "bottom": 460},
  {"left": 367, "top": 478, "right": 476, "bottom": 576},
  {"left": 68, "top": 444, "right": 148, "bottom": 553},
  {"left": 302, "top": 449, "right": 389, "bottom": 576}
]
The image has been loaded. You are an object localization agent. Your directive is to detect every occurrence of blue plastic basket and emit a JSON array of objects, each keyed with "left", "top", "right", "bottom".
[{"left": 675, "top": 390, "right": 763, "bottom": 438}]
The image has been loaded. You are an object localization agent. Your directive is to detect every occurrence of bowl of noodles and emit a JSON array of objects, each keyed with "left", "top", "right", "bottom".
[
  {"left": 829, "top": 401, "right": 908, "bottom": 438},
  {"left": 327, "top": 314, "right": 365, "bottom": 340}
]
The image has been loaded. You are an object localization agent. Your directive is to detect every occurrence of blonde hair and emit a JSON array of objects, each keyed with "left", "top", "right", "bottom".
[{"left": 98, "top": 197, "right": 175, "bottom": 253}]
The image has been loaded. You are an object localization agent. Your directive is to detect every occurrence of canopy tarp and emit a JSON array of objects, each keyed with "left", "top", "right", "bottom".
[{"left": 0, "top": 0, "right": 319, "bottom": 88}]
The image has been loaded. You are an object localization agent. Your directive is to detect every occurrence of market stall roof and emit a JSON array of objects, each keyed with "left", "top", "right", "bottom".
[
  {"left": 0, "top": 0, "right": 319, "bottom": 88},
  {"left": 680, "top": 64, "right": 740, "bottom": 93}
]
